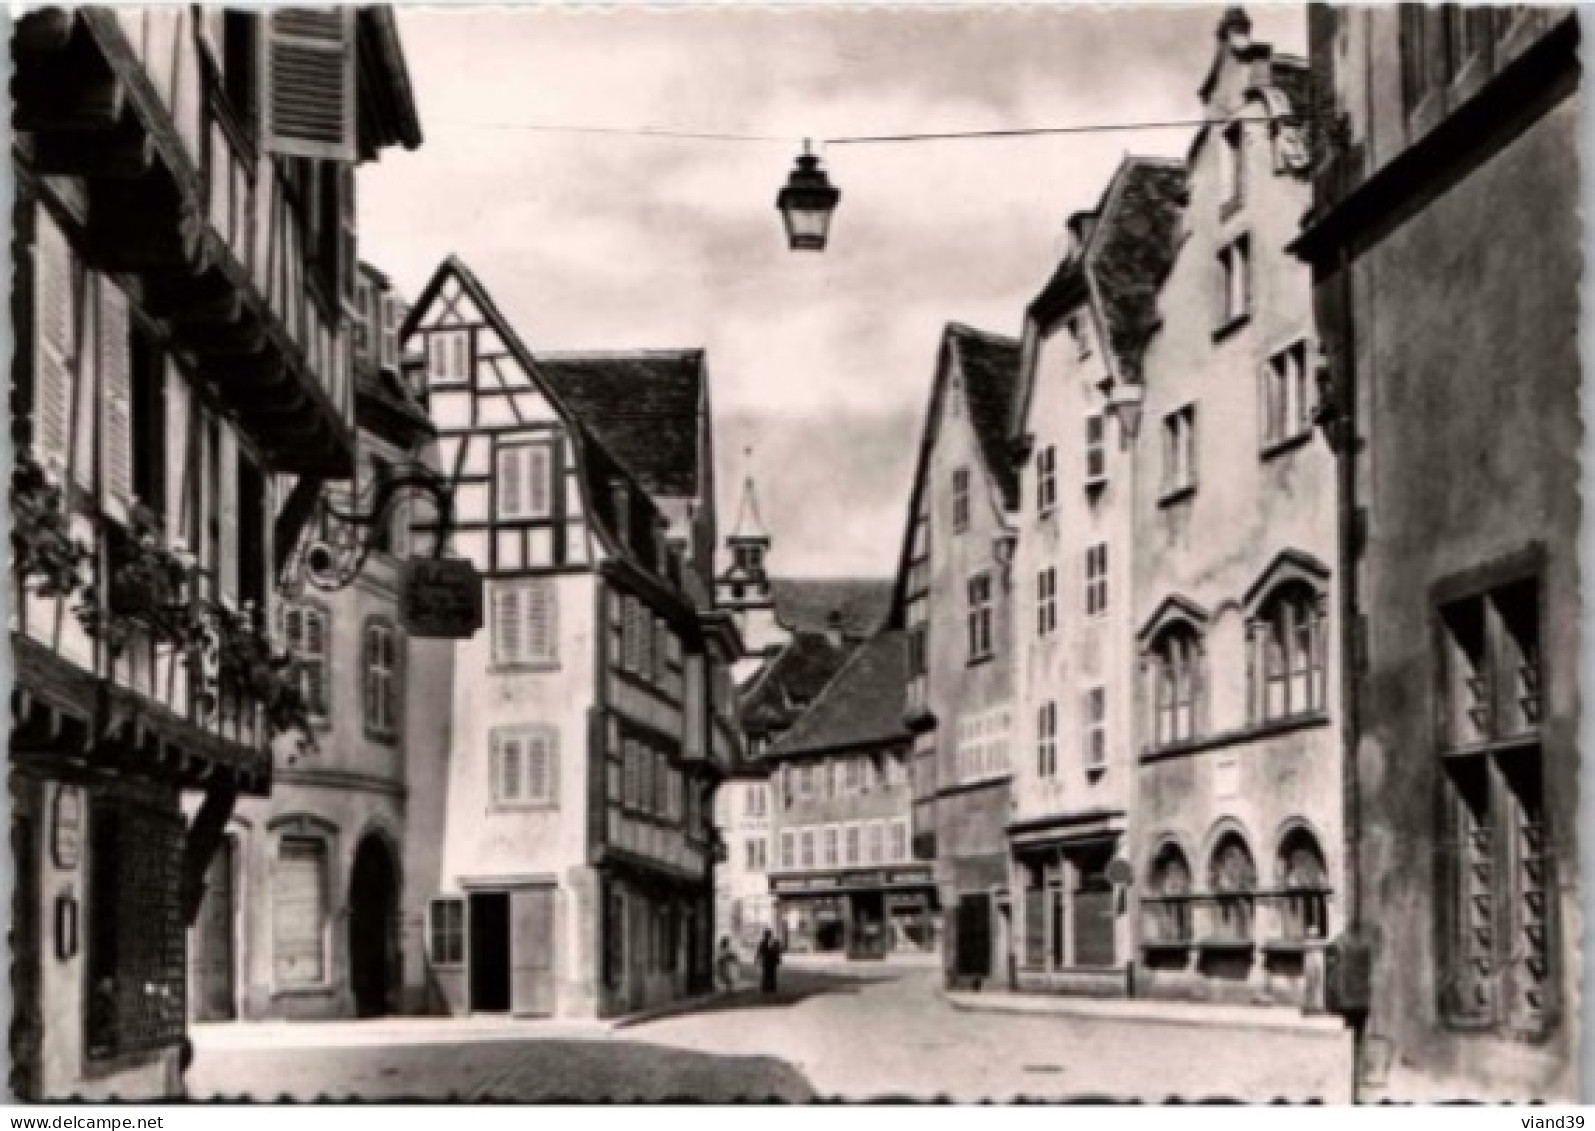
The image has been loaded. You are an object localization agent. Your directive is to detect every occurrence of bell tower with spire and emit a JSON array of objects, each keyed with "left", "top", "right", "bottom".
[{"left": 716, "top": 451, "right": 782, "bottom": 655}]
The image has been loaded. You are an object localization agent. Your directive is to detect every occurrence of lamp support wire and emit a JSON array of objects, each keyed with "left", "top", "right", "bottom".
[{"left": 433, "top": 113, "right": 1289, "bottom": 146}]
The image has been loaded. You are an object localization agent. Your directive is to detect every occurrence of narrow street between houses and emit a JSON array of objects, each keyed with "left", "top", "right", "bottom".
[{"left": 188, "top": 964, "right": 1352, "bottom": 1103}]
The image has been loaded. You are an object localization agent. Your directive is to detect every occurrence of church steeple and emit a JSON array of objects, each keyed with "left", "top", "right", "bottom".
[
  {"left": 731, "top": 473, "right": 769, "bottom": 545},
  {"left": 718, "top": 450, "right": 773, "bottom": 611}
]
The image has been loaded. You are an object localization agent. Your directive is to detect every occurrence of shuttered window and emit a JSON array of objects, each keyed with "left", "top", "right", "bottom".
[
  {"left": 491, "top": 728, "right": 556, "bottom": 807},
  {"left": 262, "top": 9, "right": 356, "bottom": 162},
  {"left": 427, "top": 330, "right": 470, "bottom": 384},
  {"left": 163, "top": 361, "right": 192, "bottom": 548},
  {"left": 492, "top": 579, "right": 557, "bottom": 666},
  {"left": 272, "top": 837, "right": 330, "bottom": 988},
  {"left": 31, "top": 206, "right": 75, "bottom": 475},
  {"left": 283, "top": 605, "right": 331, "bottom": 724},
  {"left": 98, "top": 280, "right": 135, "bottom": 522},
  {"left": 363, "top": 618, "right": 399, "bottom": 738},
  {"left": 496, "top": 441, "right": 552, "bottom": 519}
]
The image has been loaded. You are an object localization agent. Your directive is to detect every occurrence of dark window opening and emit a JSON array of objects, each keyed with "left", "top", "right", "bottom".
[
  {"left": 129, "top": 328, "right": 165, "bottom": 525},
  {"left": 238, "top": 453, "right": 266, "bottom": 610}
]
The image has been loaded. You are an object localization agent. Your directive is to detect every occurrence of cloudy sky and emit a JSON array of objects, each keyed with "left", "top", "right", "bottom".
[{"left": 359, "top": 5, "right": 1305, "bottom": 579}]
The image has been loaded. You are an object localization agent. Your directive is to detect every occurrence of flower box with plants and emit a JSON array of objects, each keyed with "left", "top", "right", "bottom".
[{"left": 11, "top": 451, "right": 91, "bottom": 601}]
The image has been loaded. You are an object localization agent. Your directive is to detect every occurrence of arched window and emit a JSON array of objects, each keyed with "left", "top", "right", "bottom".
[
  {"left": 1277, "top": 828, "right": 1330, "bottom": 942},
  {"left": 1208, "top": 832, "right": 1257, "bottom": 942},
  {"left": 1251, "top": 581, "right": 1326, "bottom": 724},
  {"left": 363, "top": 618, "right": 399, "bottom": 739},
  {"left": 284, "top": 604, "right": 330, "bottom": 726},
  {"left": 1148, "top": 622, "right": 1204, "bottom": 747},
  {"left": 1146, "top": 843, "right": 1193, "bottom": 943}
]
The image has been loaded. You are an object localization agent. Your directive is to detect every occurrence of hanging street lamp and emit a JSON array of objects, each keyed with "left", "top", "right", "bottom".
[{"left": 776, "top": 140, "right": 841, "bottom": 252}]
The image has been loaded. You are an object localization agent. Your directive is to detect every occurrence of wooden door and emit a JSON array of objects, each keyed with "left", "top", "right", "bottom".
[
  {"left": 195, "top": 837, "right": 236, "bottom": 1021},
  {"left": 509, "top": 887, "right": 555, "bottom": 1017},
  {"left": 955, "top": 894, "right": 992, "bottom": 977}
]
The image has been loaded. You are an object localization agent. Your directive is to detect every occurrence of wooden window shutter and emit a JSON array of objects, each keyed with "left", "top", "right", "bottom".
[
  {"left": 98, "top": 279, "right": 135, "bottom": 522},
  {"left": 218, "top": 426, "right": 239, "bottom": 605},
  {"left": 527, "top": 444, "right": 551, "bottom": 517},
  {"left": 498, "top": 447, "right": 524, "bottom": 518},
  {"left": 261, "top": 9, "right": 356, "bottom": 162},
  {"left": 528, "top": 731, "right": 557, "bottom": 803},
  {"left": 163, "top": 361, "right": 193, "bottom": 547},
  {"left": 495, "top": 583, "right": 523, "bottom": 664},
  {"left": 32, "top": 207, "right": 74, "bottom": 475},
  {"left": 527, "top": 581, "right": 556, "bottom": 663},
  {"left": 499, "top": 734, "right": 523, "bottom": 802}
]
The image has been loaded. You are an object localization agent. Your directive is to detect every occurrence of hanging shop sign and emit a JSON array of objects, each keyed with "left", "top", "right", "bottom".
[{"left": 400, "top": 558, "right": 484, "bottom": 639}]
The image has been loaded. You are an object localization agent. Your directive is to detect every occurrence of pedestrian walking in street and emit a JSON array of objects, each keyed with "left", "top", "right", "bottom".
[
  {"left": 755, "top": 929, "right": 782, "bottom": 995},
  {"left": 716, "top": 937, "right": 740, "bottom": 992}
]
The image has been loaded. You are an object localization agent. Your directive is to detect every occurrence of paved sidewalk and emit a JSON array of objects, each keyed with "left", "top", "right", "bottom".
[
  {"left": 943, "top": 986, "right": 1350, "bottom": 1036},
  {"left": 193, "top": 988, "right": 737, "bottom": 1051}
]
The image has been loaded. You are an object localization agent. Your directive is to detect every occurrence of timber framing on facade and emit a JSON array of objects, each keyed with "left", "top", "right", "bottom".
[{"left": 10, "top": 6, "right": 420, "bottom": 1100}]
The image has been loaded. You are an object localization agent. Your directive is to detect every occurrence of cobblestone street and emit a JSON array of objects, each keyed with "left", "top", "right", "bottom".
[{"left": 189, "top": 965, "right": 1353, "bottom": 1102}]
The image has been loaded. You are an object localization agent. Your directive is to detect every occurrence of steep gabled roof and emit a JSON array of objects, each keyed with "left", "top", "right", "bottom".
[
  {"left": 949, "top": 325, "right": 1024, "bottom": 509},
  {"left": 1087, "top": 158, "right": 1188, "bottom": 386},
  {"left": 402, "top": 257, "right": 681, "bottom": 592},
  {"left": 888, "top": 323, "right": 1022, "bottom": 615},
  {"left": 538, "top": 351, "right": 706, "bottom": 500},
  {"left": 767, "top": 629, "right": 910, "bottom": 758},
  {"left": 739, "top": 631, "right": 857, "bottom": 739},
  {"left": 1012, "top": 156, "right": 1189, "bottom": 436},
  {"left": 770, "top": 578, "right": 894, "bottom": 638}
]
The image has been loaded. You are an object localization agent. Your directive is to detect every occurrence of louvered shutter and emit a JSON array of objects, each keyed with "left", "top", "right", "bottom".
[
  {"left": 527, "top": 445, "right": 551, "bottom": 517},
  {"left": 32, "top": 208, "right": 74, "bottom": 475},
  {"left": 527, "top": 731, "right": 556, "bottom": 803},
  {"left": 498, "top": 447, "right": 524, "bottom": 518},
  {"left": 164, "top": 363, "right": 193, "bottom": 546},
  {"left": 261, "top": 9, "right": 356, "bottom": 162},
  {"left": 304, "top": 608, "right": 329, "bottom": 720},
  {"left": 218, "top": 427, "right": 239, "bottom": 605},
  {"left": 499, "top": 735, "right": 523, "bottom": 803},
  {"left": 495, "top": 584, "right": 523, "bottom": 664},
  {"left": 526, "top": 581, "right": 556, "bottom": 663},
  {"left": 98, "top": 279, "right": 135, "bottom": 521}
]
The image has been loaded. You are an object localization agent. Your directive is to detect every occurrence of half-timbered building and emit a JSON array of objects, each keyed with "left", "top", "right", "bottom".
[
  {"left": 399, "top": 258, "right": 733, "bottom": 1019},
  {"left": 188, "top": 263, "right": 431, "bottom": 1024},
  {"left": 9, "top": 7, "right": 419, "bottom": 1098}
]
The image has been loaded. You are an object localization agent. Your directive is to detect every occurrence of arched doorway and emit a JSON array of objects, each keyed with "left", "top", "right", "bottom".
[{"left": 348, "top": 833, "right": 398, "bottom": 1018}]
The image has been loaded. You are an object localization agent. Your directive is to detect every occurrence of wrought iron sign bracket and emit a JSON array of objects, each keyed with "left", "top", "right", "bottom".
[{"left": 285, "top": 468, "right": 456, "bottom": 595}]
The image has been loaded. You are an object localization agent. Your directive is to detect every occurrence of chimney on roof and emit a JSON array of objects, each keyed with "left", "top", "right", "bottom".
[
  {"left": 825, "top": 609, "right": 845, "bottom": 649},
  {"left": 1066, "top": 212, "right": 1098, "bottom": 257},
  {"left": 1218, "top": 7, "right": 1252, "bottom": 50}
]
